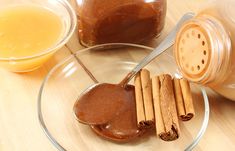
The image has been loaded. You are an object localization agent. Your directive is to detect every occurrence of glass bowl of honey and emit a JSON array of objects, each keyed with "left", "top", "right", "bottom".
[
  {"left": 38, "top": 43, "right": 209, "bottom": 151},
  {"left": 0, "top": 0, "right": 76, "bottom": 72}
]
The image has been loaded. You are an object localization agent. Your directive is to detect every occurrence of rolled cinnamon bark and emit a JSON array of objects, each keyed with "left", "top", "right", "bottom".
[
  {"left": 134, "top": 72, "right": 146, "bottom": 128},
  {"left": 153, "top": 74, "right": 180, "bottom": 141},
  {"left": 173, "top": 78, "right": 187, "bottom": 120},
  {"left": 140, "top": 69, "right": 154, "bottom": 127},
  {"left": 179, "top": 78, "right": 195, "bottom": 121},
  {"left": 152, "top": 76, "right": 165, "bottom": 136},
  {"left": 134, "top": 69, "right": 154, "bottom": 129},
  {"left": 173, "top": 78, "right": 195, "bottom": 121}
]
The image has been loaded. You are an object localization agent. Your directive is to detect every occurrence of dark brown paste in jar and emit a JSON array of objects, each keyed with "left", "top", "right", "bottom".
[{"left": 77, "top": 0, "right": 167, "bottom": 46}]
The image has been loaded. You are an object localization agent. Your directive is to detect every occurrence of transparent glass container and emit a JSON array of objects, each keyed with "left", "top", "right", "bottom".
[
  {"left": 0, "top": 0, "right": 76, "bottom": 72},
  {"left": 174, "top": 0, "right": 235, "bottom": 100},
  {"left": 76, "top": 0, "right": 166, "bottom": 47},
  {"left": 38, "top": 43, "right": 209, "bottom": 151}
]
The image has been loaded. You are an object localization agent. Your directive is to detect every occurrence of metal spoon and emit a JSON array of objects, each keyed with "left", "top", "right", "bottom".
[{"left": 73, "top": 13, "right": 195, "bottom": 125}]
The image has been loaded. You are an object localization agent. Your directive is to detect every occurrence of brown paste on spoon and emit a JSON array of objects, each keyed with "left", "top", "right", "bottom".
[{"left": 73, "top": 83, "right": 144, "bottom": 142}]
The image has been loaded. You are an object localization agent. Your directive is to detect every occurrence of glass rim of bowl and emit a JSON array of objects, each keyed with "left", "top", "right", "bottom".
[
  {"left": 37, "top": 43, "right": 210, "bottom": 151},
  {"left": 0, "top": 0, "right": 77, "bottom": 61}
]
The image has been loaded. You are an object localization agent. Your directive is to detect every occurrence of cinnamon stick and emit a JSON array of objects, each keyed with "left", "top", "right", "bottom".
[
  {"left": 134, "top": 69, "right": 154, "bottom": 129},
  {"left": 173, "top": 78, "right": 187, "bottom": 120},
  {"left": 173, "top": 77, "right": 195, "bottom": 121},
  {"left": 179, "top": 78, "right": 195, "bottom": 121},
  {"left": 155, "top": 74, "right": 180, "bottom": 141},
  {"left": 140, "top": 69, "right": 154, "bottom": 127},
  {"left": 134, "top": 72, "right": 146, "bottom": 128},
  {"left": 152, "top": 76, "right": 165, "bottom": 136}
]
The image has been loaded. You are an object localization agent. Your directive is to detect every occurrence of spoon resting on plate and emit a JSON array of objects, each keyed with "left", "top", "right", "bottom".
[{"left": 73, "top": 13, "right": 194, "bottom": 131}]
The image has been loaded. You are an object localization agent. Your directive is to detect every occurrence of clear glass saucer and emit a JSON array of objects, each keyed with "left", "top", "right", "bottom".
[{"left": 38, "top": 43, "right": 209, "bottom": 151}]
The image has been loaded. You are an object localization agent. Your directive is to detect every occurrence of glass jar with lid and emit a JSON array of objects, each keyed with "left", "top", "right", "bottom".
[
  {"left": 76, "top": 0, "right": 167, "bottom": 47},
  {"left": 174, "top": 0, "right": 235, "bottom": 100}
]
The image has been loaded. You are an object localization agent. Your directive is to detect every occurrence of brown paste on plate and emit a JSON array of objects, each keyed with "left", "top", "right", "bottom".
[{"left": 74, "top": 83, "right": 144, "bottom": 142}]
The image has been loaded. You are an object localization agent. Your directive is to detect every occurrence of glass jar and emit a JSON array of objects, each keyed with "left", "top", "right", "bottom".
[
  {"left": 174, "top": 0, "right": 235, "bottom": 100},
  {"left": 76, "top": 0, "right": 166, "bottom": 47}
]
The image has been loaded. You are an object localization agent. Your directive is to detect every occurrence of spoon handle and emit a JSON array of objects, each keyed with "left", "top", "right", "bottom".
[{"left": 121, "top": 13, "right": 195, "bottom": 85}]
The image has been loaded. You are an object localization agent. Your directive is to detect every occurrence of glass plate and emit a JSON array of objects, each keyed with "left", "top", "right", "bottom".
[{"left": 38, "top": 43, "right": 209, "bottom": 151}]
